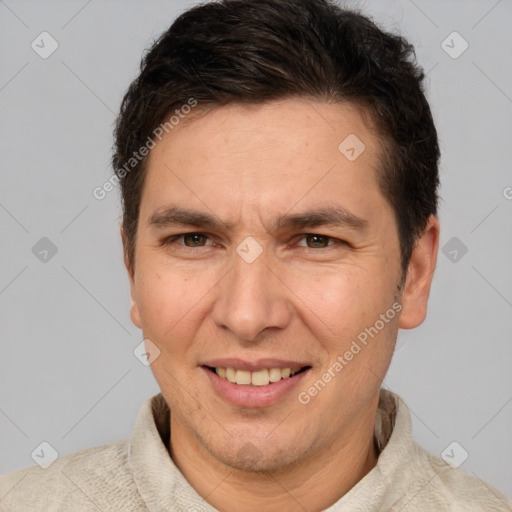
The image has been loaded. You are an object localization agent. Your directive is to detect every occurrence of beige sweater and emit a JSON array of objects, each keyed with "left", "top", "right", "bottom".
[{"left": 1, "top": 389, "right": 510, "bottom": 511}]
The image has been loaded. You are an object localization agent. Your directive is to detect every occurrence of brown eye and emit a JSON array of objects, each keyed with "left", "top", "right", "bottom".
[
  {"left": 305, "top": 234, "right": 331, "bottom": 248},
  {"left": 181, "top": 233, "right": 208, "bottom": 247},
  {"left": 296, "top": 234, "right": 337, "bottom": 249},
  {"left": 163, "top": 233, "right": 212, "bottom": 248}
]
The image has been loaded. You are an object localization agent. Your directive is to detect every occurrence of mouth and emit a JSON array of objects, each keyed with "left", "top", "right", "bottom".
[
  {"left": 201, "top": 361, "right": 312, "bottom": 408},
  {"left": 204, "top": 365, "right": 311, "bottom": 386}
]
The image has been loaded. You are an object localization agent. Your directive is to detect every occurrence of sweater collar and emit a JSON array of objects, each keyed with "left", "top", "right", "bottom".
[{"left": 325, "top": 388, "right": 415, "bottom": 510}]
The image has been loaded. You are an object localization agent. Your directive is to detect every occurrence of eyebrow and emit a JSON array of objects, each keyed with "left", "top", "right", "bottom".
[{"left": 147, "top": 205, "right": 368, "bottom": 233}]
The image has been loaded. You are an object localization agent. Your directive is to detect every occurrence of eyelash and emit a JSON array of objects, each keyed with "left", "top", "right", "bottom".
[{"left": 162, "top": 232, "right": 347, "bottom": 251}]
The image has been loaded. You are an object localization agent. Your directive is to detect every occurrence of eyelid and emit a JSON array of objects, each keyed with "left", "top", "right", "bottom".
[
  {"left": 163, "top": 232, "right": 214, "bottom": 247},
  {"left": 295, "top": 233, "right": 343, "bottom": 248}
]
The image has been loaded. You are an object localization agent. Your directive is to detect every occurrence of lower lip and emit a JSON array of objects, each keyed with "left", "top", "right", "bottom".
[{"left": 202, "top": 367, "right": 310, "bottom": 408}]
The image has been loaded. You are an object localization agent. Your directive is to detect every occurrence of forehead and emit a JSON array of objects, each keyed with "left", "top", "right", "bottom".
[
  {"left": 158, "top": 98, "right": 380, "bottom": 160},
  {"left": 141, "top": 98, "right": 389, "bottom": 227}
]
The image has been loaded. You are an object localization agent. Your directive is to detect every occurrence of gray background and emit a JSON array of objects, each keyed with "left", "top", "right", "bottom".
[{"left": 1, "top": 0, "right": 511, "bottom": 501}]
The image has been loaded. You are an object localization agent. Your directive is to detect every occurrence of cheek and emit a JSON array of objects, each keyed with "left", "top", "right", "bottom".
[
  {"left": 135, "top": 267, "right": 204, "bottom": 340},
  {"left": 291, "top": 266, "right": 397, "bottom": 369},
  {"left": 289, "top": 266, "right": 378, "bottom": 332}
]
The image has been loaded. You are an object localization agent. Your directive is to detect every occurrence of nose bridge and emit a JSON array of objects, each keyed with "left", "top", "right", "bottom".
[{"left": 211, "top": 239, "right": 291, "bottom": 341}]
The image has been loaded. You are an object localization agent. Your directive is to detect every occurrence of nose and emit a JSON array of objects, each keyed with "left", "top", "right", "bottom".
[{"left": 210, "top": 245, "right": 292, "bottom": 342}]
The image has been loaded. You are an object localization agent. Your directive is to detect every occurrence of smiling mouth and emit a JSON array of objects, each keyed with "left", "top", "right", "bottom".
[{"left": 205, "top": 366, "right": 311, "bottom": 386}]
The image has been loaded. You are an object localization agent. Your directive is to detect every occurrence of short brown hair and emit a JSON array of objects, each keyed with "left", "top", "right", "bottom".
[{"left": 112, "top": 0, "right": 440, "bottom": 279}]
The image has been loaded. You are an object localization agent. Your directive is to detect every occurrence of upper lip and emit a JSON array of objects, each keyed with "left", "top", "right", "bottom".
[{"left": 201, "top": 358, "right": 310, "bottom": 372}]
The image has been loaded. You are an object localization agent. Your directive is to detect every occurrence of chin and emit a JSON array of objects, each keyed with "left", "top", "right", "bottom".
[{"left": 203, "top": 434, "right": 312, "bottom": 474}]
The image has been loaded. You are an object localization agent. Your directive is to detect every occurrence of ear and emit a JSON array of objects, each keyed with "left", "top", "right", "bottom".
[
  {"left": 398, "top": 215, "right": 440, "bottom": 329},
  {"left": 121, "top": 224, "right": 142, "bottom": 329}
]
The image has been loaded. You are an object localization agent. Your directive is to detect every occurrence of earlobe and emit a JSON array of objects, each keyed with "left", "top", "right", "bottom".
[
  {"left": 398, "top": 215, "right": 440, "bottom": 330},
  {"left": 130, "top": 295, "right": 142, "bottom": 329}
]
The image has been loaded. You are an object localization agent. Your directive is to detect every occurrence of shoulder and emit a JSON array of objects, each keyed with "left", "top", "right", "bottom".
[
  {"left": 0, "top": 439, "right": 145, "bottom": 511},
  {"left": 397, "top": 441, "right": 512, "bottom": 511},
  {"left": 378, "top": 391, "right": 511, "bottom": 511}
]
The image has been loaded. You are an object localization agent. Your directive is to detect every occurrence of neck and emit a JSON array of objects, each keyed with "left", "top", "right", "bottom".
[{"left": 169, "top": 398, "right": 380, "bottom": 512}]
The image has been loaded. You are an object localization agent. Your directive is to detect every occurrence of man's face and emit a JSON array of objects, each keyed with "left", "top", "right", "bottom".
[{"left": 126, "top": 99, "right": 412, "bottom": 472}]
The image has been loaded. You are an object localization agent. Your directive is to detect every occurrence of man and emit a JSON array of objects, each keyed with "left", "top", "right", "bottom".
[{"left": 1, "top": 0, "right": 510, "bottom": 510}]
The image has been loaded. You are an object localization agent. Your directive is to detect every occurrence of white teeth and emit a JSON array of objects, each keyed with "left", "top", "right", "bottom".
[
  {"left": 251, "top": 369, "right": 269, "bottom": 386},
  {"left": 226, "top": 367, "right": 236, "bottom": 383},
  {"left": 269, "top": 368, "right": 282, "bottom": 382},
  {"left": 235, "top": 370, "right": 251, "bottom": 385},
  {"left": 214, "top": 366, "right": 302, "bottom": 386}
]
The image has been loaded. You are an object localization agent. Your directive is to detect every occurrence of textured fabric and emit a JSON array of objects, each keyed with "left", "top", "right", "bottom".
[{"left": 1, "top": 389, "right": 510, "bottom": 511}]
